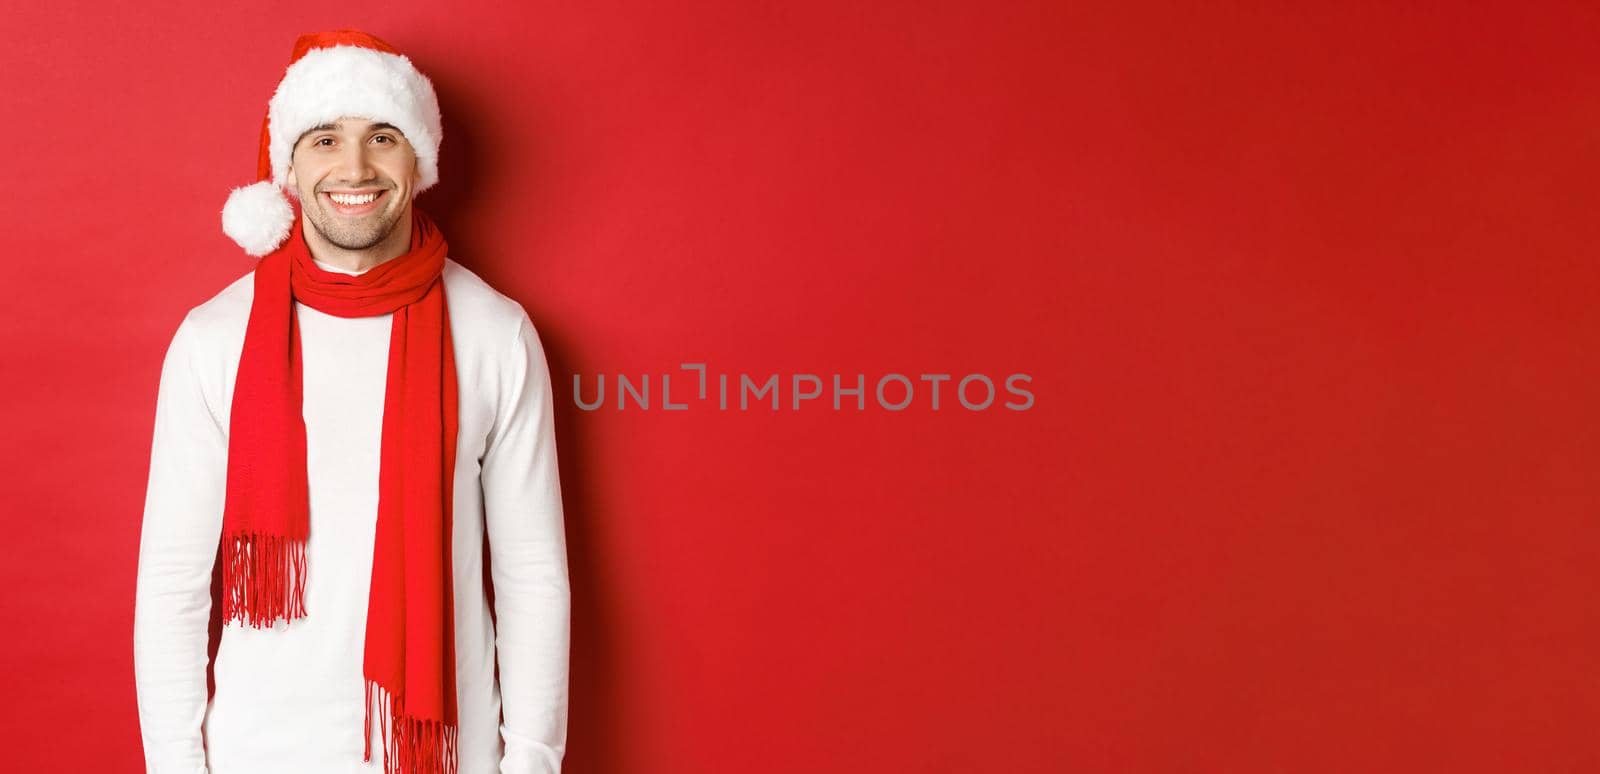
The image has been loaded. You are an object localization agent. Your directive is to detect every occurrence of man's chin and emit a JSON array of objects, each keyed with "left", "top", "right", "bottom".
[
  {"left": 311, "top": 226, "right": 385, "bottom": 251},
  {"left": 309, "top": 213, "right": 396, "bottom": 250}
]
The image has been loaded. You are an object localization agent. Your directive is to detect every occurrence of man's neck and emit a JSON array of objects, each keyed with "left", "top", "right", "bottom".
[{"left": 302, "top": 210, "right": 413, "bottom": 273}]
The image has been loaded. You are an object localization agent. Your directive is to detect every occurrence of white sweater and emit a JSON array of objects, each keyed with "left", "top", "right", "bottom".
[{"left": 133, "top": 256, "right": 570, "bottom": 774}]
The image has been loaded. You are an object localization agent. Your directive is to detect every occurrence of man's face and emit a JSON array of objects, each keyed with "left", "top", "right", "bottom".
[{"left": 285, "top": 117, "right": 420, "bottom": 251}]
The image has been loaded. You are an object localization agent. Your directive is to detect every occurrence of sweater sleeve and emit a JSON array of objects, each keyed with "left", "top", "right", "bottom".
[
  {"left": 481, "top": 311, "right": 572, "bottom": 774},
  {"left": 132, "top": 311, "right": 223, "bottom": 774}
]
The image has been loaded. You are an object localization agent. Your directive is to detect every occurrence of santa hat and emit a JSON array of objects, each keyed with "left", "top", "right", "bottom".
[{"left": 220, "top": 29, "right": 443, "bottom": 256}]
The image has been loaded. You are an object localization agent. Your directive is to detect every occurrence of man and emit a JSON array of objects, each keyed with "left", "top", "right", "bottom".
[{"left": 132, "top": 30, "right": 570, "bottom": 774}]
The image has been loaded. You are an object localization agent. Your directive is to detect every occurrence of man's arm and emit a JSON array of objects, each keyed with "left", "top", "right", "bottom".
[
  {"left": 133, "top": 311, "right": 225, "bottom": 774},
  {"left": 482, "top": 311, "right": 572, "bottom": 774}
]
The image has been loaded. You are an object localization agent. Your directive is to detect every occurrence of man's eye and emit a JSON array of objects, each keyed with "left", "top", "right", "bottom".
[
  {"left": 315, "top": 138, "right": 333, "bottom": 147},
  {"left": 374, "top": 135, "right": 393, "bottom": 144}
]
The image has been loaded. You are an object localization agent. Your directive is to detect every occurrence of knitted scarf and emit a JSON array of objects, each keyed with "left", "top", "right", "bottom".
[{"left": 220, "top": 205, "right": 460, "bottom": 774}]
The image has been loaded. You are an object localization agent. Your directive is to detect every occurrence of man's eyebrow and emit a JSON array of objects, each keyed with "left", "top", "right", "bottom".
[{"left": 302, "top": 121, "right": 403, "bottom": 136}]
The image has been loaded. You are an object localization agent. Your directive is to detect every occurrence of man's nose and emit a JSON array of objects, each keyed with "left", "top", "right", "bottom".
[{"left": 333, "top": 142, "right": 377, "bottom": 183}]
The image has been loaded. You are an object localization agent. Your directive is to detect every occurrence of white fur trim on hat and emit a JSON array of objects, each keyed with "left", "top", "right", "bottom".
[
  {"left": 221, "top": 180, "right": 295, "bottom": 257},
  {"left": 268, "top": 44, "right": 443, "bottom": 193}
]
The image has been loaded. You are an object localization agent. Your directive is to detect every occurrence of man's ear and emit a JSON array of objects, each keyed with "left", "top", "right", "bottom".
[{"left": 286, "top": 165, "right": 297, "bottom": 190}]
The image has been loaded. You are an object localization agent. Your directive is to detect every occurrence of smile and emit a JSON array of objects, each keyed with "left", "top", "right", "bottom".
[{"left": 321, "top": 189, "right": 387, "bottom": 216}]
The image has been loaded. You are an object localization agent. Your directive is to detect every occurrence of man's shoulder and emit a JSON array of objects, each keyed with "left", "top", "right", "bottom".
[
  {"left": 442, "top": 257, "right": 534, "bottom": 338},
  {"left": 177, "top": 269, "right": 255, "bottom": 351}
]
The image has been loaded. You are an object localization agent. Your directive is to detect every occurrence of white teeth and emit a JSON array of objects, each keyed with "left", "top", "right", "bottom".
[{"left": 329, "top": 192, "right": 379, "bottom": 205}]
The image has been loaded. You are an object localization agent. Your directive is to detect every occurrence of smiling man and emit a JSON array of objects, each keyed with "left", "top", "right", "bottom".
[
  {"left": 132, "top": 30, "right": 570, "bottom": 774},
  {"left": 289, "top": 119, "right": 420, "bottom": 267}
]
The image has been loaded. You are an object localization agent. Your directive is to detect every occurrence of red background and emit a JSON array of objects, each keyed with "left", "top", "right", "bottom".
[{"left": 2, "top": 2, "right": 1598, "bottom": 771}]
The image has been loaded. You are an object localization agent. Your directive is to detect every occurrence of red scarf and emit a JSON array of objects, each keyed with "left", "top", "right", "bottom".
[{"left": 220, "top": 206, "right": 460, "bottom": 774}]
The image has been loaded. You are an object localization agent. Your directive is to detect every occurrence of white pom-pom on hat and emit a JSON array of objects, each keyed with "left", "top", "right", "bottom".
[
  {"left": 220, "top": 29, "right": 442, "bottom": 257},
  {"left": 221, "top": 180, "right": 296, "bottom": 257}
]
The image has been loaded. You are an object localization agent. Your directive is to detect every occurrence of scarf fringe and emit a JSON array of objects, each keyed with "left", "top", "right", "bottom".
[
  {"left": 220, "top": 530, "right": 308, "bottom": 627},
  {"left": 365, "top": 678, "right": 459, "bottom": 774}
]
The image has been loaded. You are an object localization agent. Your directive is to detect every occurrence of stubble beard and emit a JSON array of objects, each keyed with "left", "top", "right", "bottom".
[{"left": 305, "top": 193, "right": 402, "bottom": 251}]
